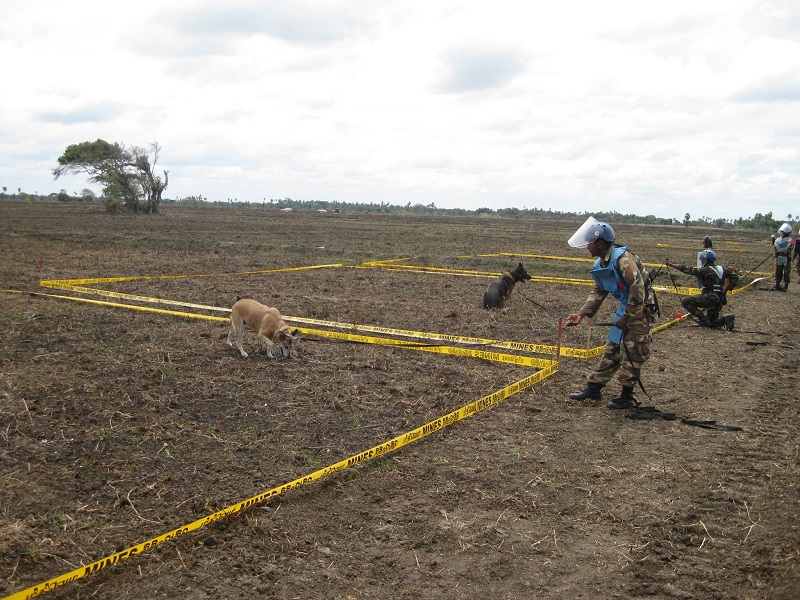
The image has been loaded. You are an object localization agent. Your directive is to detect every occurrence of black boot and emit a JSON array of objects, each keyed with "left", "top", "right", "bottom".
[
  {"left": 771, "top": 284, "right": 784, "bottom": 291},
  {"left": 782, "top": 283, "right": 789, "bottom": 292},
  {"left": 569, "top": 382, "right": 603, "bottom": 401},
  {"left": 723, "top": 315, "right": 735, "bottom": 331},
  {"left": 607, "top": 386, "right": 638, "bottom": 409}
]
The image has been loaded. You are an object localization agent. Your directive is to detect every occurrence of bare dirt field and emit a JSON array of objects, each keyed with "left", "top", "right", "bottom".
[{"left": 1, "top": 202, "right": 798, "bottom": 599}]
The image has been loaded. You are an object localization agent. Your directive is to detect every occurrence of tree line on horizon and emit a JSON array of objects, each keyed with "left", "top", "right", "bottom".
[
  {"left": 158, "top": 195, "right": 794, "bottom": 232},
  {"left": 6, "top": 137, "right": 792, "bottom": 231},
  {"left": 2, "top": 136, "right": 790, "bottom": 232},
  {"left": 0, "top": 187, "right": 790, "bottom": 233}
]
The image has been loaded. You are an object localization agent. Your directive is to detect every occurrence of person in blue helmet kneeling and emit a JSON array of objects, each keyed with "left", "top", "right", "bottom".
[
  {"left": 665, "top": 250, "right": 739, "bottom": 330},
  {"left": 565, "top": 218, "right": 658, "bottom": 410}
]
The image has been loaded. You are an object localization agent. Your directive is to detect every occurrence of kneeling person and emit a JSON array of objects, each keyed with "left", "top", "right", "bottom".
[{"left": 666, "top": 250, "right": 738, "bottom": 330}]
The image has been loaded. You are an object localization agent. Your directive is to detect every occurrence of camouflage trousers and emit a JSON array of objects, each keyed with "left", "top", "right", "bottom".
[
  {"left": 775, "top": 263, "right": 791, "bottom": 286},
  {"left": 681, "top": 293, "right": 722, "bottom": 324},
  {"left": 586, "top": 319, "right": 652, "bottom": 389}
]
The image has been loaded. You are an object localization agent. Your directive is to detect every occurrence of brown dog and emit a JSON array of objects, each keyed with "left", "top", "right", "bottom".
[
  {"left": 482, "top": 263, "right": 531, "bottom": 309},
  {"left": 227, "top": 298, "right": 299, "bottom": 358}
]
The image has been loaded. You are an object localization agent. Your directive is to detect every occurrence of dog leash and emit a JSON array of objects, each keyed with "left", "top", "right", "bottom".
[
  {"left": 745, "top": 340, "right": 797, "bottom": 348},
  {"left": 620, "top": 341, "right": 741, "bottom": 430},
  {"left": 616, "top": 325, "right": 740, "bottom": 431},
  {"left": 626, "top": 407, "right": 742, "bottom": 431},
  {"left": 515, "top": 288, "right": 553, "bottom": 314}
]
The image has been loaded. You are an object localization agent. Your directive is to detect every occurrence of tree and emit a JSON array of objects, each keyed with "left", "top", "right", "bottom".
[{"left": 53, "top": 140, "right": 168, "bottom": 214}]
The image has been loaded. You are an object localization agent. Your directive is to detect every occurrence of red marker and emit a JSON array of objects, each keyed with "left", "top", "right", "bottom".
[{"left": 675, "top": 312, "right": 682, "bottom": 319}]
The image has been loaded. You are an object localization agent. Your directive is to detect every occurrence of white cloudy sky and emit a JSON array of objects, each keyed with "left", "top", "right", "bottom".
[{"left": 2, "top": 0, "right": 800, "bottom": 220}]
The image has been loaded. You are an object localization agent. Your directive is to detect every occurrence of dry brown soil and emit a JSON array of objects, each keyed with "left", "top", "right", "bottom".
[{"left": 1, "top": 203, "right": 798, "bottom": 599}]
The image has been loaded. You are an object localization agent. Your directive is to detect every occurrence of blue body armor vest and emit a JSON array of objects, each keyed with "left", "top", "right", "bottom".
[{"left": 591, "top": 246, "right": 630, "bottom": 344}]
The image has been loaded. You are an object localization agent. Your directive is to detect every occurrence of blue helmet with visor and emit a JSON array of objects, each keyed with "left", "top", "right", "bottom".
[
  {"left": 584, "top": 222, "right": 615, "bottom": 245},
  {"left": 698, "top": 250, "right": 717, "bottom": 266},
  {"left": 568, "top": 216, "right": 617, "bottom": 248}
]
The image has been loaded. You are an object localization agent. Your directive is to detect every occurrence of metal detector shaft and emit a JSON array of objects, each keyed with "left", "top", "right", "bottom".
[
  {"left": 565, "top": 320, "right": 617, "bottom": 327},
  {"left": 743, "top": 252, "right": 774, "bottom": 278}
]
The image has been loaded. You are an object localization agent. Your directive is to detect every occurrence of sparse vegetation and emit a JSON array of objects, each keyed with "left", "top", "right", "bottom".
[{"left": 0, "top": 203, "right": 797, "bottom": 599}]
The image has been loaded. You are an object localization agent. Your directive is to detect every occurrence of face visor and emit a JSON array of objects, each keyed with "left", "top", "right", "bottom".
[
  {"left": 698, "top": 250, "right": 717, "bottom": 267},
  {"left": 567, "top": 216, "right": 601, "bottom": 248}
]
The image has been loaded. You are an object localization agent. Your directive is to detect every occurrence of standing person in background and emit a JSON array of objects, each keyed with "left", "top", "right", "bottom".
[
  {"left": 772, "top": 223, "right": 793, "bottom": 291},
  {"left": 703, "top": 235, "right": 713, "bottom": 249},
  {"left": 565, "top": 218, "right": 657, "bottom": 410},
  {"left": 795, "top": 232, "right": 800, "bottom": 278}
]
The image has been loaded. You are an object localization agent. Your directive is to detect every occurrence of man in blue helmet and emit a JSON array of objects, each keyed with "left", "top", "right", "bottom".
[
  {"left": 565, "top": 218, "right": 657, "bottom": 409},
  {"left": 666, "top": 250, "right": 739, "bottom": 329}
]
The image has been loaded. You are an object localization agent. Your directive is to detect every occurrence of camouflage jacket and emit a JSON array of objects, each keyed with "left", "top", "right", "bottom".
[{"left": 672, "top": 263, "right": 739, "bottom": 296}]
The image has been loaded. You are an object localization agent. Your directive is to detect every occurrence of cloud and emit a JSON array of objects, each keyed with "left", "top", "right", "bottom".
[
  {"left": 438, "top": 46, "right": 527, "bottom": 93},
  {"left": 649, "top": 149, "right": 680, "bottom": 162},
  {"left": 37, "top": 103, "right": 125, "bottom": 125},
  {"left": 2, "top": 1, "right": 800, "bottom": 221},
  {"left": 732, "top": 70, "right": 800, "bottom": 102},
  {"left": 171, "top": 1, "right": 366, "bottom": 47}
]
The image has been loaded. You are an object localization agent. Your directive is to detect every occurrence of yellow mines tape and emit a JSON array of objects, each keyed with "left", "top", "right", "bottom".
[
  {"left": 39, "top": 283, "right": 232, "bottom": 313},
  {"left": 28, "top": 292, "right": 227, "bottom": 322},
  {"left": 655, "top": 242, "right": 759, "bottom": 254},
  {"left": 560, "top": 345, "right": 605, "bottom": 358},
  {"left": 300, "top": 327, "right": 556, "bottom": 368},
  {"left": 28, "top": 290, "right": 580, "bottom": 359},
  {"left": 7, "top": 253, "right": 765, "bottom": 598},
  {"left": 463, "top": 252, "right": 671, "bottom": 270},
  {"left": 361, "top": 258, "right": 413, "bottom": 266},
  {"left": 360, "top": 259, "right": 712, "bottom": 292},
  {"left": 39, "top": 263, "right": 344, "bottom": 288},
  {"left": 287, "top": 313, "right": 702, "bottom": 359},
  {"left": 658, "top": 276, "right": 761, "bottom": 299},
  {"left": 287, "top": 316, "right": 562, "bottom": 357},
  {"left": 34, "top": 262, "right": 347, "bottom": 319},
  {"left": 366, "top": 262, "right": 595, "bottom": 286},
  {"left": 34, "top": 268, "right": 762, "bottom": 361},
  {"left": 9, "top": 286, "right": 565, "bottom": 600},
  {"left": 367, "top": 264, "right": 498, "bottom": 277},
  {"left": 3, "top": 364, "right": 557, "bottom": 600},
  {"left": 29, "top": 287, "right": 680, "bottom": 361},
  {"left": 471, "top": 252, "right": 596, "bottom": 264}
]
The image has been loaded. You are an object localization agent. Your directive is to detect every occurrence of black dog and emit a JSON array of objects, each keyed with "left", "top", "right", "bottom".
[{"left": 482, "top": 263, "right": 531, "bottom": 309}]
